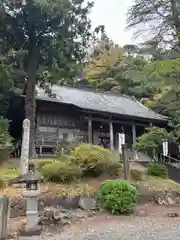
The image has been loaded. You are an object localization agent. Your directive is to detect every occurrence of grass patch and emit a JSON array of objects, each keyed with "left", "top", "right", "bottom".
[
  {"left": 135, "top": 177, "right": 180, "bottom": 194},
  {"left": 0, "top": 167, "right": 20, "bottom": 181},
  {"left": 1, "top": 174, "right": 180, "bottom": 198},
  {"left": 0, "top": 162, "right": 180, "bottom": 199}
]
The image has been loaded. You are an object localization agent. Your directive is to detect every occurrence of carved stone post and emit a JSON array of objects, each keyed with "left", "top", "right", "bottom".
[{"left": 20, "top": 119, "right": 30, "bottom": 176}]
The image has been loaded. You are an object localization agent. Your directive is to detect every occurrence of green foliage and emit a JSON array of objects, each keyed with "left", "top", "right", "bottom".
[
  {"left": 0, "top": 117, "right": 12, "bottom": 145},
  {"left": 0, "top": 117, "right": 13, "bottom": 163},
  {"left": 99, "top": 179, "right": 137, "bottom": 214},
  {"left": 130, "top": 169, "right": 144, "bottom": 181},
  {"left": 55, "top": 136, "right": 83, "bottom": 157},
  {"left": 0, "top": 167, "right": 20, "bottom": 181},
  {"left": 136, "top": 126, "right": 173, "bottom": 157},
  {"left": 127, "top": 0, "right": 180, "bottom": 48},
  {"left": 85, "top": 37, "right": 148, "bottom": 96},
  {"left": 36, "top": 159, "right": 55, "bottom": 171},
  {"left": 105, "top": 162, "right": 123, "bottom": 177},
  {"left": 0, "top": 0, "right": 95, "bottom": 156},
  {"left": 70, "top": 144, "right": 111, "bottom": 177},
  {"left": 39, "top": 145, "right": 123, "bottom": 182},
  {"left": 126, "top": 0, "right": 180, "bottom": 124},
  {"left": 147, "top": 162, "right": 168, "bottom": 178},
  {"left": 0, "top": 178, "right": 4, "bottom": 189},
  {"left": 41, "top": 161, "right": 82, "bottom": 183}
]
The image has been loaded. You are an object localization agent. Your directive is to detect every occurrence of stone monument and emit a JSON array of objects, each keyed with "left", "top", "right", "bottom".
[{"left": 20, "top": 119, "right": 30, "bottom": 176}]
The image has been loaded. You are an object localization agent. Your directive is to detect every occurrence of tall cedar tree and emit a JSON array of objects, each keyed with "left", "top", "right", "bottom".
[
  {"left": 0, "top": 0, "right": 93, "bottom": 156},
  {"left": 126, "top": 0, "right": 180, "bottom": 49}
]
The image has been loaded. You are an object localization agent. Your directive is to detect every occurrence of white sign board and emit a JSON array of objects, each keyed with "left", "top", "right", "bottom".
[
  {"left": 118, "top": 133, "right": 125, "bottom": 154},
  {"left": 162, "top": 141, "right": 168, "bottom": 156}
]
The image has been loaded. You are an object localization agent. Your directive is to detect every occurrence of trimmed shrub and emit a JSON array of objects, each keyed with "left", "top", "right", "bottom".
[
  {"left": 41, "top": 161, "right": 82, "bottom": 183},
  {"left": 36, "top": 159, "right": 55, "bottom": 171},
  {"left": 147, "top": 162, "right": 168, "bottom": 178},
  {"left": 105, "top": 162, "right": 123, "bottom": 177},
  {"left": 99, "top": 179, "right": 137, "bottom": 214},
  {"left": 55, "top": 136, "right": 82, "bottom": 156},
  {"left": 57, "top": 154, "right": 70, "bottom": 162},
  {"left": 70, "top": 144, "right": 111, "bottom": 177},
  {"left": 130, "top": 169, "right": 144, "bottom": 181}
]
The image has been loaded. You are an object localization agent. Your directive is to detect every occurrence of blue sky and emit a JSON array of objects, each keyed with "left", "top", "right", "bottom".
[{"left": 90, "top": 0, "right": 134, "bottom": 46}]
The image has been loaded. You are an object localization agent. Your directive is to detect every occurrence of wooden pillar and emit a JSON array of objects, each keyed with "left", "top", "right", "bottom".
[
  {"left": 88, "top": 117, "right": 92, "bottom": 144},
  {"left": 109, "top": 121, "right": 114, "bottom": 150},
  {"left": 132, "top": 122, "right": 136, "bottom": 146},
  {"left": 132, "top": 122, "right": 138, "bottom": 160}
]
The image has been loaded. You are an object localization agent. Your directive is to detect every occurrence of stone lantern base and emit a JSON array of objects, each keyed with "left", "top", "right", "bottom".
[
  {"left": 18, "top": 225, "right": 42, "bottom": 240},
  {"left": 22, "top": 189, "right": 41, "bottom": 231}
]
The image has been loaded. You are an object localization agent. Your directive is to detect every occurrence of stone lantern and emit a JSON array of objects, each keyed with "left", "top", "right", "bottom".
[
  {"left": 21, "top": 170, "right": 41, "bottom": 230},
  {"left": 11, "top": 169, "right": 42, "bottom": 231}
]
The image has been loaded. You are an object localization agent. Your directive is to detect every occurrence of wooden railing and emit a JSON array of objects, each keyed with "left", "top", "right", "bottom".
[{"left": 34, "top": 135, "right": 59, "bottom": 147}]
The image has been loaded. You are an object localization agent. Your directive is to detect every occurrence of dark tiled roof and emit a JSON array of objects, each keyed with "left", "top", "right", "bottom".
[{"left": 36, "top": 86, "right": 168, "bottom": 121}]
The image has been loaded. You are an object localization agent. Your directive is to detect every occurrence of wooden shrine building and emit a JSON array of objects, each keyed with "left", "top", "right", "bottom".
[{"left": 30, "top": 86, "right": 168, "bottom": 155}]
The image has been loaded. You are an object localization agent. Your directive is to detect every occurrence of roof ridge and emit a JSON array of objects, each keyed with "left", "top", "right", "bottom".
[{"left": 53, "top": 85, "right": 137, "bottom": 100}]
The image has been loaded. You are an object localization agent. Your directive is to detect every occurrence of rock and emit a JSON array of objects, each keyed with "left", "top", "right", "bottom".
[
  {"left": 155, "top": 196, "right": 175, "bottom": 206},
  {"left": 10, "top": 198, "right": 26, "bottom": 218},
  {"left": 168, "top": 212, "right": 179, "bottom": 218},
  {"left": 38, "top": 206, "right": 89, "bottom": 227},
  {"left": 135, "top": 205, "right": 148, "bottom": 217},
  {"left": 60, "top": 196, "right": 80, "bottom": 209},
  {"left": 166, "top": 196, "right": 175, "bottom": 205},
  {"left": 40, "top": 196, "right": 80, "bottom": 209},
  {"left": 78, "top": 197, "right": 97, "bottom": 211},
  {"left": 175, "top": 197, "right": 180, "bottom": 205},
  {"left": 156, "top": 198, "right": 166, "bottom": 205}
]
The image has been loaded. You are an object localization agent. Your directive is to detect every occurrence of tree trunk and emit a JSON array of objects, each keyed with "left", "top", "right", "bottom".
[
  {"left": 25, "top": 54, "right": 37, "bottom": 158},
  {"left": 171, "top": 0, "right": 180, "bottom": 48}
]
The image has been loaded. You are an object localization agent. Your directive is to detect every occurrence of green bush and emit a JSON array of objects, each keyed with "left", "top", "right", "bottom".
[
  {"left": 0, "top": 178, "right": 4, "bottom": 189},
  {"left": 130, "top": 169, "right": 144, "bottom": 181},
  {"left": 136, "top": 126, "right": 173, "bottom": 158},
  {"left": 99, "top": 179, "right": 137, "bottom": 214},
  {"left": 55, "top": 136, "right": 82, "bottom": 157},
  {"left": 70, "top": 144, "right": 111, "bottom": 177},
  {"left": 41, "top": 161, "right": 82, "bottom": 183},
  {"left": 147, "top": 162, "right": 168, "bottom": 178},
  {"left": 105, "top": 162, "right": 123, "bottom": 177},
  {"left": 36, "top": 159, "right": 55, "bottom": 170},
  {"left": 0, "top": 117, "right": 13, "bottom": 164}
]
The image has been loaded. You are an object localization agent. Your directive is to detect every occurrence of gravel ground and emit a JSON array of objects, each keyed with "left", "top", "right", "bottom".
[
  {"left": 9, "top": 204, "right": 180, "bottom": 240},
  {"left": 41, "top": 214, "right": 180, "bottom": 240}
]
